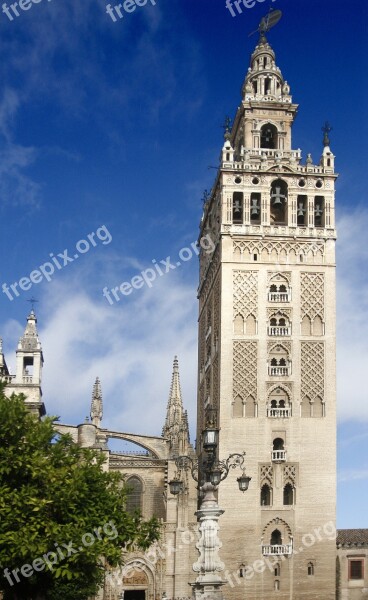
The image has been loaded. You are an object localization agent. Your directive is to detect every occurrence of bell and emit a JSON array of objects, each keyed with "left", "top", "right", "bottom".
[
  {"left": 271, "top": 186, "right": 285, "bottom": 206},
  {"left": 315, "top": 205, "right": 323, "bottom": 217},
  {"left": 251, "top": 199, "right": 259, "bottom": 215},
  {"left": 233, "top": 200, "right": 242, "bottom": 214},
  {"left": 297, "top": 203, "right": 306, "bottom": 217}
]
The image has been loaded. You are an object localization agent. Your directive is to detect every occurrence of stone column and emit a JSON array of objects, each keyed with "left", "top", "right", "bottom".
[{"left": 190, "top": 483, "right": 226, "bottom": 600}]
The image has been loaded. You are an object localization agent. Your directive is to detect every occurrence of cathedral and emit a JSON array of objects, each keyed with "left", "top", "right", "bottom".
[{"left": 1, "top": 27, "right": 368, "bottom": 600}]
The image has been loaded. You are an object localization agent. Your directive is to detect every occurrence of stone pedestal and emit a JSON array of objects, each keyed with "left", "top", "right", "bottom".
[{"left": 191, "top": 483, "right": 226, "bottom": 600}]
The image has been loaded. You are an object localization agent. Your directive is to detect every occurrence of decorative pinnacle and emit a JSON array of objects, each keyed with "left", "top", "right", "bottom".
[
  {"left": 222, "top": 116, "right": 232, "bottom": 141},
  {"left": 202, "top": 189, "right": 210, "bottom": 206},
  {"left": 322, "top": 121, "right": 333, "bottom": 147},
  {"left": 90, "top": 376, "right": 103, "bottom": 426}
]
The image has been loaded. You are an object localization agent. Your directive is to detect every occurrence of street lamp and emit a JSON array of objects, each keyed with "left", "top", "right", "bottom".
[{"left": 169, "top": 418, "right": 251, "bottom": 600}]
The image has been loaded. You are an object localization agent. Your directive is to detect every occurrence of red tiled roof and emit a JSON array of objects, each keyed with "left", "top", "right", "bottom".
[{"left": 337, "top": 529, "right": 368, "bottom": 546}]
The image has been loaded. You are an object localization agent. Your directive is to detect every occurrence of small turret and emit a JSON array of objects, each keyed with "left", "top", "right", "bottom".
[{"left": 6, "top": 310, "right": 45, "bottom": 417}]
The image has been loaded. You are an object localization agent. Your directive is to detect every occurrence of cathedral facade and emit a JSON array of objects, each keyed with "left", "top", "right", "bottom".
[{"left": 1, "top": 30, "right": 368, "bottom": 600}]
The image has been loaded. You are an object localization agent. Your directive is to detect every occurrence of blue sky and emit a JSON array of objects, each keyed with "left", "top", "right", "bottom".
[{"left": 0, "top": 0, "right": 367, "bottom": 528}]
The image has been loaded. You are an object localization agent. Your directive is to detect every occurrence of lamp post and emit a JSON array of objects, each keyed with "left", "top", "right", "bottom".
[{"left": 168, "top": 419, "right": 251, "bottom": 600}]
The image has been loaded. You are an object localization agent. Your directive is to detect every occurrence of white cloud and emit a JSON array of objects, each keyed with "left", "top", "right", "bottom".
[
  {"left": 338, "top": 469, "right": 368, "bottom": 483},
  {"left": 30, "top": 265, "right": 199, "bottom": 438},
  {"left": 336, "top": 207, "right": 368, "bottom": 421}
]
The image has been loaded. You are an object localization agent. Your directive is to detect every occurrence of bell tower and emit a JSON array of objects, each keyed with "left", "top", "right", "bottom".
[{"left": 197, "top": 28, "right": 337, "bottom": 600}]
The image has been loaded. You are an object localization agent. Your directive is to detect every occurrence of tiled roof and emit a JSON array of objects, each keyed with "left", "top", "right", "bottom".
[{"left": 337, "top": 529, "right": 368, "bottom": 547}]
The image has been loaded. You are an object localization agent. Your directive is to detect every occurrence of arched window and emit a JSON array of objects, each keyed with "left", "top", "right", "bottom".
[
  {"left": 273, "top": 438, "right": 284, "bottom": 451},
  {"left": 126, "top": 476, "right": 143, "bottom": 514},
  {"left": 245, "top": 395, "right": 256, "bottom": 418},
  {"left": 246, "top": 314, "right": 256, "bottom": 335},
  {"left": 233, "top": 192, "right": 243, "bottom": 224},
  {"left": 314, "top": 196, "right": 324, "bottom": 227},
  {"left": 261, "top": 123, "right": 278, "bottom": 149},
  {"left": 274, "top": 563, "right": 281, "bottom": 577},
  {"left": 272, "top": 439, "right": 286, "bottom": 461},
  {"left": 274, "top": 579, "right": 280, "bottom": 591},
  {"left": 270, "top": 179, "right": 288, "bottom": 225},
  {"left": 301, "top": 315, "right": 311, "bottom": 336},
  {"left": 250, "top": 193, "right": 261, "bottom": 223},
  {"left": 233, "top": 395, "right": 243, "bottom": 418},
  {"left": 234, "top": 314, "right": 244, "bottom": 335},
  {"left": 261, "top": 484, "right": 271, "bottom": 506},
  {"left": 307, "top": 562, "right": 315, "bottom": 576},
  {"left": 283, "top": 483, "right": 294, "bottom": 505},
  {"left": 297, "top": 195, "right": 307, "bottom": 226},
  {"left": 271, "top": 529, "right": 282, "bottom": 545}
]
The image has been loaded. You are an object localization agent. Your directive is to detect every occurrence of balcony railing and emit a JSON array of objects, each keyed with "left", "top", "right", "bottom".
[
  {"left": 268, "top": 326, "right": 291, "bottom": 336},
  {"left": 0, "top": 374, "right": 15, "bottom": 383},
  {"left": 267, "top": 408, "right": 291, "bottom": 418},
  {"left": 262, "top": 544, "right": 293, "bottom": 556},
  {"left": 268, "top": 366, "right": 290, "bottom": 376},
  {"left": 272, "top": 450, "right": 287, "bottom": 462},
  {"left": 23, "top": 375, "right": 33, "bottom": 384},
  {"left": 268, "top": 292, "right": 291, "bottom": 303}
]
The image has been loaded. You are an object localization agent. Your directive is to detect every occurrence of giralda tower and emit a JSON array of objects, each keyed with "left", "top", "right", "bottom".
[{"left": 196, "top": 25, "right": 337, "bottom": 600}]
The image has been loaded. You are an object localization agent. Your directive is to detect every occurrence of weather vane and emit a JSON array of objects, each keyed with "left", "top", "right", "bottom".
[
  {"left": 322, "top": 121, "right": 333, "bottom": 146},
  {"left": 27, "top": 297, "right": 39, "bottom": 311},
  {"left": 221, "top": 116, "right": 232, "bottom": 140},
  {"left": 248, "top": 8, "right": 283, "bottom": 41}
]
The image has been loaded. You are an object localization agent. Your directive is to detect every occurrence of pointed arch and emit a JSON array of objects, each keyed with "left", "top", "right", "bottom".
[
  {"left": 301, "top": 315, "right": 311, "bottom": 336},
  {"left": 301, "top": 396, "right": 311, "bottom": 418},
  {"left": 245, "top": 394, "right": 256, "bottom": 418},
  {"left": 233, "top": 395, "right": 244, "bottom": 418},
  {"left": 246, "top": 314, "right": 257, "bottom": 335},
  {"left": 261, "top": 483, "right": 272, "bottom": 506},
  {"left": 283, "top": 483, "right": 294, "bottom": 505},
  {"left": 313, "top": 315, "right": 323, "bottom": 336},
  {"left": 313, "top": 396, "right": 324, "bottom": 418},
  {"left": 234, "top": 314, "right": 244, "bottom": 335}
]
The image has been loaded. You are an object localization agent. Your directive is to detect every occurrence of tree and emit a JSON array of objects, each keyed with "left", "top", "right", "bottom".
[{"left": 0, "top": 385, "right": 160, "bottom": 600}]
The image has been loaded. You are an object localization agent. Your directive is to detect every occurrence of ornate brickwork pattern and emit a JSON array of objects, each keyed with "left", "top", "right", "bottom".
[
  {"left": 233, "top": 239, "right": 325, "bottom": 263},
  {"left": 300, "top": 342, "right": 325, "bottom": 401},
  {"left": 283, "top": 464, "right": 298, "bottom": 486},
  {"left": 267, "top": 308, "right": 292, "bottom": 320},
  {"left": 233, "top": 341, "right": 257, "bottom": 401},
  {"left": 212, "top": 355, "right": 219, "bottom": 412},
  {"left": 199, "top": 247, "right": 221, "bottom": 306},
  {"left": 260, "top": 465, "right": 274, "bottom": 486},
  {"left": 213, "top": 275, "right": 220, "bottom": 343},
  {"left": 268, "top": 341, "right": 292, "bottom": 353},
  {"left": 199, "top": 316, "right": 205, "bottom": 370},
  {"left": 268, "top": 272, "right": 291, "bottom": 285},
  {"left": 266, "top": 382, "right": 292, "bottom": 395},
  {"left": 300, "top": 273, "right": 325, "bottom": 320},
  {"left": 233, "top": 271, "right": 258, "bottom": 319}
]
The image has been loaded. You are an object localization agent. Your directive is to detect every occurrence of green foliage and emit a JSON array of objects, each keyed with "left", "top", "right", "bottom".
[{"left": 0, "top": 384, "right": 160, "bottom": 600}]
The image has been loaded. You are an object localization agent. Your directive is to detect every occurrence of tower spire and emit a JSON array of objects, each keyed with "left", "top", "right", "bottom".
[
  {"left": 162, "top": 356, "right": 189, "bottom": 452},
  {"left": 90, "top": 377, "right": 103, "bottom": 427}
]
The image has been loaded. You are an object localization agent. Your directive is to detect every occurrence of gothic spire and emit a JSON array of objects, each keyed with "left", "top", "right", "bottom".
[
  {"left": 163, "top": 356, "right": 183, "bottom": 431},
  {"left": 90, "top": 377, "right": 103, "bottom": 427},
  {"left": 162, "top": 357, "right": 190, "bottom": 454}
]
